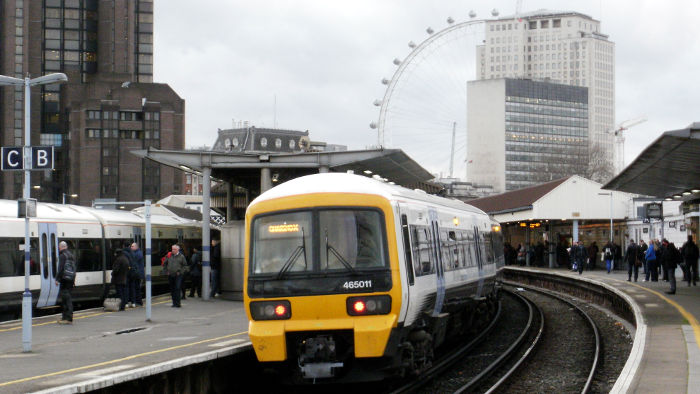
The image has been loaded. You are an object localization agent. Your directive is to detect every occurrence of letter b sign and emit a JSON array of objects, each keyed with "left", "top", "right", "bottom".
[{"left": 31, "top": 147, "right": 54, "bottom": 170}]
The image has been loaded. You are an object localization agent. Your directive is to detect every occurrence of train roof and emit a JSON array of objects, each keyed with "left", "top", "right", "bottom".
[
  {"left": 250, "top": 173, "right": 487, "bottom": 216},
  {"left": 0, "top": 199, "right": 200, "bottom": 227}
]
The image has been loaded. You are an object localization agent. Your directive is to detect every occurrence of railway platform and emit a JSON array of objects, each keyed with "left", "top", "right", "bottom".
[
  {"left": 0, "top": 295, "right": 250, "bottom": 393},
  {"left": 506, "top": 266, "right": 700, "bottom": 394}
]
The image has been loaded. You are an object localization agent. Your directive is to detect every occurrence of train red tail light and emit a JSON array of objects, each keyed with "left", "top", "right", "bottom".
[
  {"left": 346, "top": 295, "right": 391, "bottom": 316},
  {"left": 250, "top": 300, "right": 291, "bottom": 320}
]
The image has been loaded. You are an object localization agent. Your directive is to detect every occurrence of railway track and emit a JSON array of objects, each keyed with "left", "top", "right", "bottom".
[{"left": 396, "top": 284, "right": 602, "bottom": 394}]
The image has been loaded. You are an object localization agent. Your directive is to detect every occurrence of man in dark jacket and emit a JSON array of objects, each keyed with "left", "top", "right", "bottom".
[
  {"left": 210, "top": 239, "right": 221, "bottom": 297},
  {"left": 572, "top": 241, "right": 588, "bottom": 275},
  {"left": 128, "top": 242, "right": 145, "bottom": 307},
  {"left": 166, "top": 244, "right": 187, "bottom": 307},
  {"left": 189, "top": 247, "right": 202, "bottom": 297},
  {"left": 665, "top": 241, "right": 681, "bottom": 294},
  {"left": 111, "top": 248, "right": 130, "bottom": 311},
  {"left": 55, "top": 241, "right": 76, "bottom": 324},
  {"left": 625, "top": 239, "right": 640, "bottom": 282},
  {"left": 681, "top": 235, "right": 699, "bottom": 286},
  {"left": 587, "top": 241, "right": 599, "bottom": 270}
]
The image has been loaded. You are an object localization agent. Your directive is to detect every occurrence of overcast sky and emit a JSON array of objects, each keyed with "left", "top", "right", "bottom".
[{"left": 154, "top": 0, "right": 700, "bottom": 177}]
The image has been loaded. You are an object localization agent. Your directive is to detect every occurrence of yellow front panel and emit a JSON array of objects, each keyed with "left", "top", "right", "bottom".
[{"left": 244, "top": 193, "right": 403, "bottom": 362}]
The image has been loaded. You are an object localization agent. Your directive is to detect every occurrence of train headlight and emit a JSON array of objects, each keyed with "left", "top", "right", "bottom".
[
  {"left": 346, "top": 295, "right": 391, "bottom": 316},
  {"left": 250, "top": 300, "right": 291, "bottom": 320}
]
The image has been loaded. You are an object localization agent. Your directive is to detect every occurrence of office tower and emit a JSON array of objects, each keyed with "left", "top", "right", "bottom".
[
  {"left": 1, "top": 0, "right": 184, "bottom": 205},
  {"left": 467, "top": 78, "right": 589, "bottom": 192},
  {"left": 476, "top": 11, "right": 614, "bottom": 169}
]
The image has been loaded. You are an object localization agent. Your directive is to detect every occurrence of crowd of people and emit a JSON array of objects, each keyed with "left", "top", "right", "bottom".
[
  {"left": 55, "top": 238, "right": 223, "bottom": 323},
  {"left": 503, "top": 235, "right": 699, "bottom": 295}
]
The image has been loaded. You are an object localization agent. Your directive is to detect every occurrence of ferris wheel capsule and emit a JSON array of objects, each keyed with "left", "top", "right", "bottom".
[
  {"left": 469, "top": 10, "right": 477, "bottom": 18},
  {"left": 491, "top": 9, "right": 499, "bottom": 17},
  {"left": 447, "top": 17, "right": 454, "bottom": 24},
  {"left": 381, "top": 78, "right": 390, "bottom": 85},
  {"left": 373, "top": 100, "right": 382, "bottom": 107},
  {"left": 426, "top": 27, "right": 434, "bottom": 34},
  {"left": 369, "top": 122, "right": 377, "bottom": 129},
  {"left": 408, "top": 41, "right": 416, "bottom": 49},
  {"left": 393, "top": 58, "right": 401, "bottom": 65}
]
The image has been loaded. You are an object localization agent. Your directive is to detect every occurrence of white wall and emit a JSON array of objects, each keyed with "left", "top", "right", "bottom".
[{"left": 467, "top": 79, "right": 506, "bottom": 192}]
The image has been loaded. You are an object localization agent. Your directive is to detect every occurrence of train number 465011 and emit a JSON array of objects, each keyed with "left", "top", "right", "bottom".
[{"left": 342, "top": 280, "right": 372, "bottom": 290}]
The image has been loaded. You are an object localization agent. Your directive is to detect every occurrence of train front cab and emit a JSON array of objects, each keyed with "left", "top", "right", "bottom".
[{"left": 244, "top": 193, "right": 404, "bottom": 381}]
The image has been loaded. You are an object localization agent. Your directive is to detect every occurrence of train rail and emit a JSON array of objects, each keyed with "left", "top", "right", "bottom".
[{"left": 486, "top": 283, "right": 601, "bottom": 394}]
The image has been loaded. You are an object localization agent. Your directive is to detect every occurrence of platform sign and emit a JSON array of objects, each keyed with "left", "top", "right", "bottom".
[
  {"left": 1, "top": 146, "right": 54, "bottom": 170},
  {"left": 645, "top": 202, "right": 663, "bottom": 219},
  {"left": 1, "top": 147, "right": 23, "bottom": 170}
]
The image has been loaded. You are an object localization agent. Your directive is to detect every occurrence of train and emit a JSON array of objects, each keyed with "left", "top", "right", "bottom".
[
  {"left": 244, "top": 173, "right": 504, "bottom": 382},
  {"left": 0, "top": 199, "right": 203, "bottom": 319}
]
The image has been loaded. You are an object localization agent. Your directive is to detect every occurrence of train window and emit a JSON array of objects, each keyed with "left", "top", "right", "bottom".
[
  {"left": 251, "top": 211, "right": 312, "bottom": 274},
  {"left": 76, "top": 239, "right": 102, "bottom": 271},
  {"left": 319, "top": 210, "right": 386, "bottom": 270},
  {"left": 41, "top": 234, "right": 49, "bottom": 279},
  {"left": 0, "top": 239, "right": 20, "bottom": 277},
  {"left": 51, "top": 234, "right": 58, "bottom": 278},
  {"left": 411, "top": 226, "right": 434, "bottom": 277},
  {"left": 439, "top": 231, "right": 452, "bottom": 271}
]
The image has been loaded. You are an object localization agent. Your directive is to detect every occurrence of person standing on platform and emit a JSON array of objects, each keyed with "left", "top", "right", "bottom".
[
  {"left": 128, "top": 242, "right": 144, "bottom": 307},
  {"left": 625, "top": 239, "right": 640, "bottom": 282},
  {"left": 111, "top": 247, "right": 130, "bottom": 311},
  {"left": 659, "top": 239, "right": 669, "bottom": 282},
  {"left": 639, "top": 240, "right": 648, "bottom": 277},
  {"left": 613, "top": 242, "right": 622, "bottom": 271},
  {"left": 55, "top": 241, "right": 76, "bottom": 324},
  {"left": 573, "top": 241, "right": 588, "bottom": 275},
  {"left": 210, "top": 239, "right": 222, "bottom": 298},
  {"left": 681, "top": 235, "right": 699, "bottom": 286},
  {"left": 189, "top": 247, "right": 202, "bottom": 298},
  {"left": 665, "top": 242, "right": 681, "bottom": 294},
  {"left": 645, "top": 240, "right": 658, "bottom": 282},
  {"left": 165, "top": 244, "right": 187, "bottom": 307},
  {"left": 603, "top": 241, "right": 614, "bottom": 274},
  {"left": 587, "top": 241, "right": 599, "bottom": 270}
]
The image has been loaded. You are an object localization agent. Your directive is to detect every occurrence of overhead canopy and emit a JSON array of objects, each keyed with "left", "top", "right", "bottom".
[
  {"left": 603, "top": 122, "right": 700, "bottom": 200},
  {"left": 132, "top": 147, "right": 436, "bottom": 196}
]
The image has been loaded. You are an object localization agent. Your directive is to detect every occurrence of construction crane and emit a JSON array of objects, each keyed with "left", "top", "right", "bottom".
[{"left": 607, "top": 115, "right": 647, "bottom": 175}]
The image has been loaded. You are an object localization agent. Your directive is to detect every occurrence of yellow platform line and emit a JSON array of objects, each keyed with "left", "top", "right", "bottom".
[
  {"left": 0, "top": 331, "right": 248, "bottom": 388},
  {"left": 0, "top": 296, "right": 172, "bottom": 333},
  {"left": 615, "top": 278, "right": 700, "bottom": 351}
]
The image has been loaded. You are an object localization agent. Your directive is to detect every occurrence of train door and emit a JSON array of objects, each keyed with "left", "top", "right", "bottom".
[
  {"left": 474, "top": 226, "right": 485, "bottom": 297},
  {"left": 429, "top": 209, "right": 445, "bottom": 316},
  {"left": 399, "top": 208, "right": 414, "bottom": 314},
  {"left": 36, "top": 223, "right": 60, "bottom": 308}
]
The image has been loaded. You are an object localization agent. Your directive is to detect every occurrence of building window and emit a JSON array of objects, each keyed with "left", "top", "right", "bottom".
[
  {"left": 275, "top": 138, "right": 282, "bottom": 149},
  {"left": 260, "top": 137, "right": 268, "bottom": 148}
]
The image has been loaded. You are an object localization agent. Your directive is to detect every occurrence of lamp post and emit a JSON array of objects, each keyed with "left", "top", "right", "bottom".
[
  {"left": 0, "top": 72, "right": 67, "bottom": 352},
  {"left": 598, "top": 192, "right": 613, "bottom": 243}
]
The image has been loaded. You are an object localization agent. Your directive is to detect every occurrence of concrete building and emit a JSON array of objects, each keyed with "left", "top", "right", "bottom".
[
  {"left": 476, "top": 10, "right": 615, "bottom": 166},
  {"left": 1, "top": 0, "right": 185, "bottom": 205},
  {"left": 467, "top": 78, "right": 588, "bottom": 192}
]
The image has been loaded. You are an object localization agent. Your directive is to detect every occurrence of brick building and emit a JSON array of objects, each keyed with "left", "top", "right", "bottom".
[{"left": 0, "top": 0, "right": 184, "bottom": 205}]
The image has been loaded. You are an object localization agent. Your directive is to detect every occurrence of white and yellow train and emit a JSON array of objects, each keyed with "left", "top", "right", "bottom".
[{"left": 244, "top": 173, "right": 504, "bottom": 382}]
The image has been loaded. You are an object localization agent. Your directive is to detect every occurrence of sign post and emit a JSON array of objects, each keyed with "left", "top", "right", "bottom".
[{"left": 0, "top": 72, "right": 66, "bottom": 353}]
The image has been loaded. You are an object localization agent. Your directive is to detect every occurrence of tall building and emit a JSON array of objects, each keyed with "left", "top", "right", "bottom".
[
  {"left": 467, "top": 78, "right": 588, "bottom": 192},
  {"left": 0, "top": 0, "right": 184, "bottom": 205},
  {"left": 476, "top": 10, "right": 614, "bottom": 167}
]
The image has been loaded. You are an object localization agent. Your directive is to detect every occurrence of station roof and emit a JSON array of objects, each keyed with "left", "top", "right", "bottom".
[
  {"left": 603, "top": 122, "right": 700, "bottom": 201},
  {"left": 468, "top": 175, "right": 631, "bottom": 223},
  {"left": 132, "top": 147, "right": 436, "bottom": 195}
]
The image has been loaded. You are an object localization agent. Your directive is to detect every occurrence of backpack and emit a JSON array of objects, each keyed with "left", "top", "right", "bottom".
[
  {"left": 62, "top": 254, "right": 76, "bottom": 282},
  {"left": 604, "top": 247, "right": 612, "bottom": 260}
]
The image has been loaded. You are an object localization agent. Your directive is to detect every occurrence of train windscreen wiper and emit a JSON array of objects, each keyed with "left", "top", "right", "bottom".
[
  {"left": 276, "top": 227, "right": 307, "bottom": 280},
  {"left": 325, "top": 230, "right": 357, "bottom": 274}
]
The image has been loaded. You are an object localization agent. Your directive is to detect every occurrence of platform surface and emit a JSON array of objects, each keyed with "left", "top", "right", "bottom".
[
  {"left": 506, "top": 265, "right": 699, "bottom": 394},
  {"left": 0, "top": 295, "right": 251, "bottom": 393}
]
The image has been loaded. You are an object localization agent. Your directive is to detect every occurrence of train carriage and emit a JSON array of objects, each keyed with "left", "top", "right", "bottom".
[
  {"left": 0, "top": 200, "right": 202, "bottom": 318},
  {"left": 244, "top": 173, "right": 504, "bottom": 382}
]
